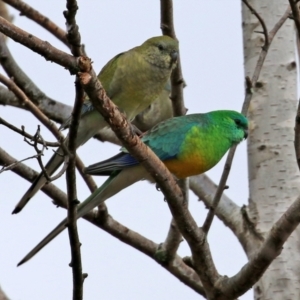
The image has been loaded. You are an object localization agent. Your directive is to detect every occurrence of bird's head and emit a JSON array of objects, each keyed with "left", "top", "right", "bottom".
[
  {"left": 210, "top": 110, "right": 248, "bottom": 145},
  {"left": 139, "top": 36, "right": 179, "bottom": 69}
]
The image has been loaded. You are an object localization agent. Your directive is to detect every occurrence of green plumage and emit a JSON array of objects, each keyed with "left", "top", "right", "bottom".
[
  {"left": 17, "top": 110, "right": 248, "bottom": 266},
  {"left": 13, "top": 36, "right": 178, "bottom": 214},
  {"left": 132, "top": 80, "right": 173, "bottom": 131}
]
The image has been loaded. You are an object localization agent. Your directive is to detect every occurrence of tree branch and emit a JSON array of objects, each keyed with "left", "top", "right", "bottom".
[
  {"left": 190, "top": 176, "right": 240, "bottom": 230},
  {"left": 202, "top": 4, "right": 291, "bottom": 236},
  {"left": 63, "top": 2, "right": 85, "bottom": 297},
  {"left": 0, "top": 16, "right": 83, "bottom": 73},
  {"left": 0, "top": 33, "right": 72, "bottom": 123},
  {"left": 0, "top": 85, "right": 72, "bottom": 123},
  {"left": 202, "top": 145, "right": 238, "bottom": 234},
  {"left": 241, "top": 5, "right": 291, "bottom": 113},
  {"left": 79, "top": 69, "right": 220, "bottom": 293},
  {"left": 217, "top": 194, "right": 300, "bottom": 299},
  {"left": 289, "top": 0, "right": 300, "bottom": 41},
  {"left": 0, "top": 147, "right": 205, "bottom": 297},
  {"left": 0, "top": 74, "right": 66, "bottom": 147},
  {"left": 160, "top": 0, "right": 186, "bottom": 116},
  {"left": 63, "top": 0, "right": 82, "bottom": 57},
  {"left": 0, "top": 73, "right": 72, "bottom": 182},
  {"left": 159, "top": 0, "right": 186, "bottom": 264},
  {"left": 66, "top": 77, "right": 84, "bottom": 300},
  {"left": 242, "top": 0, "right": 269, "bottom": 50},
  {"left": 0, "top": 117, "right": 59, "bottom": 146},
  {"left": 2, "top": 0, "right": 69, "bottom": 46}
]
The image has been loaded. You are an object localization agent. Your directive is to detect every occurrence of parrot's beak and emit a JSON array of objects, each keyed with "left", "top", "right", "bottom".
[{"left": 244, "top": 129, "right": 248, "bottom": 139}]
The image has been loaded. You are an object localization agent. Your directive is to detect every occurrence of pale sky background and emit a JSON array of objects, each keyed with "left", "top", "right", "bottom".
[{"left": 0, "top": 1, "right": 252, "bottom": 299}]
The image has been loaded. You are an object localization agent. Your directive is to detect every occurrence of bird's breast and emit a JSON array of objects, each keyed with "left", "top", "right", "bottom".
[
  {"left": 162, "top": 126, "right": 231, "bottom": 179},
  {"left": 163, "top": 154, "right": 212, "bottom": 179}
]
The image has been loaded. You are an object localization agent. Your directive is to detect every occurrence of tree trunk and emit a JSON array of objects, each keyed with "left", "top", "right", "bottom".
[{"left": 242, "top": 1, "right": 300, "bottom": 299}]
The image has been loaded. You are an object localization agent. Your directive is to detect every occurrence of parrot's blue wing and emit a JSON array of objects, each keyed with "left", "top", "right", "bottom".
[
  {"left": 86, "top": 115, "right": 207, "bottom": 176},
  {"left": 85, "top": 152, "right": 139, "bottom": 176}
]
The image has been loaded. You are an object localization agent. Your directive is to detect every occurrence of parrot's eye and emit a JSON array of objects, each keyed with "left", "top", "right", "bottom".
[
  {"left": 234, "top": 119, "right": 242, "bottom": 126},
  {"left": 157, "top": 44, "right": 165, "bottom": 51}
]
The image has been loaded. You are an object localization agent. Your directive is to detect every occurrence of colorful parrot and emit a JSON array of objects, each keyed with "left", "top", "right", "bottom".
[
  {"left": 17, "top": 110, "right": 248, "bottom": 266},
  {"left": 13, "top": 36, "right": 178, "bottom": 214}
]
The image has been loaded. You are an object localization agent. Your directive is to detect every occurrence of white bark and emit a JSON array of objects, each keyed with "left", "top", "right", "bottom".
[{"left": 242, "top": 1, "right": 300, "bottom": 299}]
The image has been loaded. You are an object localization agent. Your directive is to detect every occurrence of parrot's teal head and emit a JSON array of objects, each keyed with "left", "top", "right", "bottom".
[
  {"left": 209, "top": 110, "right": 248, "bottom": 145},
  {"left": 139, "top": 36, "right": 179, "bottom": 69}
]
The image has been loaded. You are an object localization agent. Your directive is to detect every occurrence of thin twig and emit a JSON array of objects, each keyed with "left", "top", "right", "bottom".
[
  {"left": 75, "top": 156, "right": 97, "bottom": 192},
  {"left": 64, "top": 1, "right": 85, "bottom": 298},
  {"left": 79, "top": 69, "right": 219, "bottom": 292},
  {"left": 66, "top": 77, "right": 84, "bottom": 300},
  {"left": 0, "top": 85, "right": 112, "bottom": 145},
  {"left": 242, "top": 0, "right": 269, "bottom": 50},
  {"left": 0, "top": 5, "right": 216, "bottom": 292},
  {"left": 0, "top": 74, "right": 66, "bottom": 144},
  {"left": 0, "top": 73, "right": 70, "bottom": 182},
  {"left": 64, "top": 0, "right": 82, "bottom": 57},
  {"left": 202, "top": 145, "right": 237, "bottom": 234},
  {"left": 159, "top": 0, "right": 186, "bottom": 264},
  {"left": 242, "top": 5, "right": 291, "bottom": 113},
  {"left": 218, "top": 194, "right": 300, "bottom": 298},
  {"left": 48, "top": 154, "right": 70, "bottom": 182},
  {"left": 0, "top": 117, "right": 59, "bottom": 146},
  {"left": 289, "top": 0, "right": 300, "bottom": 41},
  {"left": 28, "top": 125, "right": 53, "bottom": 181},
  {"left": 75, "top": 155, "right": 108, "bottom": 213},
  {"left": 2, "top": 0, "right": 69, "bottom": 46},
  {"left": 0, "top": 153, "right": 41, "bottom": 174},
  {"left": 0, "top": 34, "right": 72, "bottom": 122},
  {"left": 0, "top": 147, "right": 205, "bottom": 296},
  {"left": 0, "top": 16, "right": 85, "bottom": 73},
  {"left": 160, "top": 0, "right": 186, "bottom": 117},
  {"left": 157, "top": 179, "right": 186, "bottom": 263},
  {"left": 202, "top": 4, "right": 291, "bottom": 235}
]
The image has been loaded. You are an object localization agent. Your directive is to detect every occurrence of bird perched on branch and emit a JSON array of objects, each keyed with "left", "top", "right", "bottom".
[
  {"left": 132, "top": 80, "right": 173, "bottom": 131},
  {"left": 13, "top": 35, "right": 179, "bottom": 214},
  {"left": 18, "top": 110, "right": 248, "bottom": 266}
]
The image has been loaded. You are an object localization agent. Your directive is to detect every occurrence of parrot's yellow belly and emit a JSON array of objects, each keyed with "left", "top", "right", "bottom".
[{"left": 164, "top": 154, "right": 214, "bottom": 179}]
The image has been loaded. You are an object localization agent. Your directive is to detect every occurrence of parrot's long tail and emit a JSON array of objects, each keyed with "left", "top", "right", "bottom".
[
  {"left": 13, "top": 112, "right": 107, "bottom": 214},
  {"left": 17, "top": 165, "right": 152, "bottom": 266},
  {"left": 17, "top": 172, "right": 119, "bottom": 267},
  {"left": 12, "top": 148, "right": 65, "bottom": 214}
]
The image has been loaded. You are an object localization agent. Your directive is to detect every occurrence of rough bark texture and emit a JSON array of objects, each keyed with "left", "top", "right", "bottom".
[{"left": 242, "top": 1, "right": 300, "bottom": 299}]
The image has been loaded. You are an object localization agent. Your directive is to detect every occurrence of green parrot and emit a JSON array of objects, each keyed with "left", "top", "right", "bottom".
[
  {"left": 17, "top": 110, "right": 248, "bottom": 266},
  {"left": 77, "top": 80, "right": 173, "bottom": 146},
  {"left": 132, "top": 80, "right": 173, "bottom": 131},
  {"left": 13, "top": 36, "right": 178, "bottom": 214}
]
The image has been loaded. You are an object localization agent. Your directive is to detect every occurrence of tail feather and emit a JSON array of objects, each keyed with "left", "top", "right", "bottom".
[
  {"left": 17, "top": 165, "right": 151, "bottom": 266},
  {"left": 17, "top": 217, "right": 68, "bottom": 266},
  {"left": 85, "top": 152, "right": 138, "bottom": 176},
  {"left": 17, "top": 173, "right": 118, "bottom": 266},
  {"left": 12, "top": 149, "right": 65, "bottom": 214},
  {"left": 13, "top": 113, "right": 107, "bottom": 214}
]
